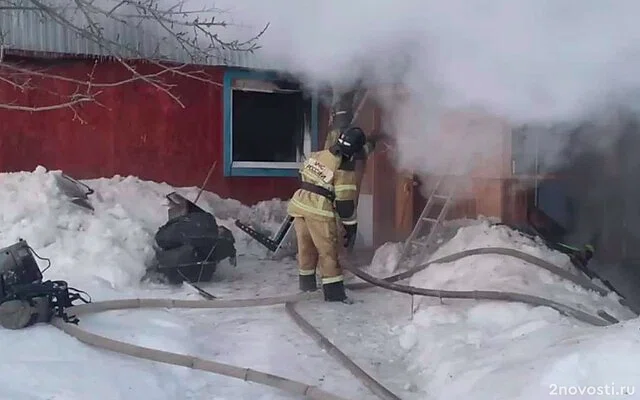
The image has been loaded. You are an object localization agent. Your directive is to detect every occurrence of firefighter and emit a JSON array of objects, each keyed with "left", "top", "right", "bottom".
[{"left": 287, "top": 126, "right": 367, "bottom": 302}]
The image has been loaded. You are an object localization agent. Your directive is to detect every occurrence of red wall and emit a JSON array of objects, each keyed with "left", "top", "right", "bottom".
[{"left": 0, "top": 57, "right": 298, "bottom": 205}]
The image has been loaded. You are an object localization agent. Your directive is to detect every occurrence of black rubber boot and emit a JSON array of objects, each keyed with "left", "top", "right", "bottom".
[
  {"left": 299, "top": 274, "right": 318, "bottom": 292},
  {"left": 322, "top": 281, "right": 350, "bottom": 302}
]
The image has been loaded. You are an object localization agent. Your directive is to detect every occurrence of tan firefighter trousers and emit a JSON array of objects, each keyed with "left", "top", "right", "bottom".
[{"left": 293, "top": 216, "right": 343, "bottom": 284}]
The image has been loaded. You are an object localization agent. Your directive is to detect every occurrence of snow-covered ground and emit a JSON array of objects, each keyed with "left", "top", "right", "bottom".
[{"left": 0, "top": 167, "right": 639, "bottom": 400}]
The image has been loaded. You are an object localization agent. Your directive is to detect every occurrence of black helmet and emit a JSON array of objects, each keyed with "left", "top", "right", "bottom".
[{"left": 337, "top": 126, "right": 366, "bottom": 158}]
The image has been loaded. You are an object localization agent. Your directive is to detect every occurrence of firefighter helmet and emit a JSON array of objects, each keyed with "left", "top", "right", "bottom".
[{"left": 336, "top": 127, "right": 366, "bottom": 158}]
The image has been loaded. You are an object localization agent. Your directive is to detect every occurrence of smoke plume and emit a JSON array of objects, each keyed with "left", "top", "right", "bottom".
[
  {"left": 207, "top": 0, "right": 640, "bottom": 178},
  {"left": 192, "top": 0, "right": 640, "bottom": 309}
]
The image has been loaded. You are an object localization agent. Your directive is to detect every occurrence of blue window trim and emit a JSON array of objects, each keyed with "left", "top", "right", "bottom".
[{"left": 223, "top": 68, "right": 319, "bottom": 177}]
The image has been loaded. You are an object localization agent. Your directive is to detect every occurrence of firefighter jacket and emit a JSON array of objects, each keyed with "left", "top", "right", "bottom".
[{"left": 287, "top": 148, "right": 358, "bottom": 225}]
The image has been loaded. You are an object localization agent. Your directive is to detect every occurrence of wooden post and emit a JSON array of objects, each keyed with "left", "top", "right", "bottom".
[{"left": 371, "top": 105, "right": 399, "bottom": 247}]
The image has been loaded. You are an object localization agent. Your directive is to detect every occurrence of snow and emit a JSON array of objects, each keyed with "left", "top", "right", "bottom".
[
  {"left": 409, "top": 222, "right": 636, "bottom": 321},
  {"left": 386, "top": 222, "right": 640, "bottom": 399},
  {"left": 1, "top": 167, "right": 640, "bottom": 400}
]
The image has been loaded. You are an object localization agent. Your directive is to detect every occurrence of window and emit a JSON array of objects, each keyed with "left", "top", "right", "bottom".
[
  {"left": 511, "top": 124, "right": 551, "bottom": 176},
  {"left": 511, "top": 123, "right": 577, "bottom": 231},
  {"left": 223, "top": 69, "right": 319, "bottom": 177},
  {"left": 511, "top": 122, "right": 583, "bottom": 176}
]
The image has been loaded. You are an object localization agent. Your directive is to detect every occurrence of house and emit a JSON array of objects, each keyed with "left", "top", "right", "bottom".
[
  {"left": 0, "top": 9, "right": 323, "bottom": 206},
  {"left": 0, "top": 8, "right": 587, "bottom": 255}
]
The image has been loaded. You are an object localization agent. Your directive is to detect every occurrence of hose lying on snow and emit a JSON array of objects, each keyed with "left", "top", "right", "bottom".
[
  {"left": 285, "top": 302, "right": 401, "bottom": 400},
  {"left": 345, "top": 247, "right": 611, "bottom": 297},
  {"left": 49, "top": 247, "right": 623, "bottom": 400},
  {"left": 344, "top": 247, "right": 637, "bottom": 319},
  {"left": 343, "top": 263, "right": 612, "bottom": 327},
  {"left": 51, "top": 293, "right": 353, "bottom": 400},
  {"left": 54, "top": 292, "right": 404, "bottom": 400},
  {"left": 66, "top": 292, "right": 319, "bottom": 316}
]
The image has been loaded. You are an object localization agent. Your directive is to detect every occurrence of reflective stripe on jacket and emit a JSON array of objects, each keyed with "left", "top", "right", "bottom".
[{"left": 287, "top": 149, "right": 358, "bottom": 224}]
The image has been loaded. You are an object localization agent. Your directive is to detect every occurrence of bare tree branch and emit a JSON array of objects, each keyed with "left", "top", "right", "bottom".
[
  {"left": 0, "top": 0, "right": 268, "bottom": 115},
  {"left": 0, "top": 94, "right": 96, "bottom": 111}
]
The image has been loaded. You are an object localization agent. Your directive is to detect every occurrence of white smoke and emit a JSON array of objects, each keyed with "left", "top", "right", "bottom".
[
  {"left": 200, "top": 0, "right": 640, "bottom": 177},
  {"left": 139, "top": 0, "right": 640, "bottom": 179},
  {"left": 30, "top": 0, "right": 640, "bottom": 177},
  {"left": 11, "top": 0, "right": 640, "bottom": 177}
]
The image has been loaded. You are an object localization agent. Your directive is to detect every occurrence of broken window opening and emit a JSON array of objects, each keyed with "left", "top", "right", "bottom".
[{"left": 230, "top": 78, "right": 313, "bottom": 168}]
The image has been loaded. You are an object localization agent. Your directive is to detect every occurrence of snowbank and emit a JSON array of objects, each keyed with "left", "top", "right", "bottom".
[
  {"left": 399, "top": 302, "right": 640, "bottom": 399},
  {"left": 425, "top": 220, "right": 570, "bottom": 266},
  {"left": 0, "top": 167, "right": 287, "bottom": 293},
  {"left": 408, "top": 221, "right": 634, "bottom": 320},
  {"left": 389, "top": 220, "right": 640, "bottom": 399}
]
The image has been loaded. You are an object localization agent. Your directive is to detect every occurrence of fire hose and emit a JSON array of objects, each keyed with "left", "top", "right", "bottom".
[
  {"left": 343, "top": 247, "right": 639, "bottom": 316},
  {"left": 345, "top": 247, "right": 610, "bottom": 295},
  {"left": 50, "top": 248, "right": 632, "bottom": 400}
]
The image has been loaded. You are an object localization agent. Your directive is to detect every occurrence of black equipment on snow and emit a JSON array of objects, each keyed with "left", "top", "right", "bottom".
[
  {"left": 234, "top": 216, "right": 295, "bottom": 254},
  {"left": 337, "top": 127, "right": 367, "bottom": 158},
  {"left": 0, "top": 240, "right": 44, "bottom": 298},
  {"left": 0, "top": 239, "right": 90, "bottom": 330},
  {"left": 151, "top": 192, "right": 237, "bottom": 284},
  {"left": 53, "top": 172, "right": 95, "bottom": 211},
  {"left": 234, "top": 220, "right": 280, "bottom": 252}
]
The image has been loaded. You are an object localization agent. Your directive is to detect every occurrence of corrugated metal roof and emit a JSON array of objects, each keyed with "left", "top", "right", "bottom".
[{"left": 0, "top": 8, "right": 278, "bottom": 70}]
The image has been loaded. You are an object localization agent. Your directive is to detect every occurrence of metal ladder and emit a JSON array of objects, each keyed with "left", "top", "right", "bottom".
[{"left": 396, "top": 174, "right": 460, "bottom": 266}]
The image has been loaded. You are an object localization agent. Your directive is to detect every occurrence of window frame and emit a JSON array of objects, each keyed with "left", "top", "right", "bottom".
[{"left": 222, "top": 68, "right": 319, "bottom": 177}]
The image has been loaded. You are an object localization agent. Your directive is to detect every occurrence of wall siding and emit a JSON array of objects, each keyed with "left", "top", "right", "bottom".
[{"left": 0, "top": 58, "right": 299, "bottom": 205}]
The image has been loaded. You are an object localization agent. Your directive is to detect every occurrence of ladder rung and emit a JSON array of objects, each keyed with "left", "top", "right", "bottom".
[{"left": 421, "top": 217, "right": 439, "bottom": 223}]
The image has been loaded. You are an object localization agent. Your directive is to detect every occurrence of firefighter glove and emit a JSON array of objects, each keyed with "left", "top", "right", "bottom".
[{"left": 343, "top": 223, "right": 357, "bottom": 250}]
